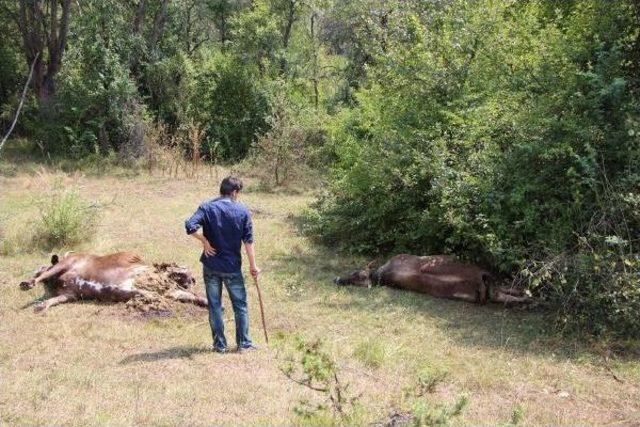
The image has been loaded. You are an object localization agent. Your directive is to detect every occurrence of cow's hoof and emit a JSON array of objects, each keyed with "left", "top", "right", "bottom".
[
  {"left": 33, "top": 303, "right": 46, "bottom": 313},
  {"left": 20, "top": 281, "right": 34, "bottom": 290}
]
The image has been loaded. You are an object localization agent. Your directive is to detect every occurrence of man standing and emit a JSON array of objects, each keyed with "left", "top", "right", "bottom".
[{"left": 185, "top": 176, "right": 260, "bottom": 353}]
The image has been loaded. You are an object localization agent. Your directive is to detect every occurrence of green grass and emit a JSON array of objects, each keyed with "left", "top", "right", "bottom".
[
  {"left": 353, "top": 338, "right": 390, "bottom": 370},
  {"left": 1, "top": 159, "right": 640, "bottom": 425}
]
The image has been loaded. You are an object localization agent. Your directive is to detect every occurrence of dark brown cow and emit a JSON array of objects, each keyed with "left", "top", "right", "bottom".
[
  {"left": 20, "top": 252, "right": 207, "bottom": 313},
  {"left": 334, "top": 254, "right": 530, "bottom": 304}
]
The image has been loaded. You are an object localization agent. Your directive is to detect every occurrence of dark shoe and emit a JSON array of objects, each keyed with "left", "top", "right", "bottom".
[
  {"left": 237, "top": 344, "right": 259, "bottom": 354},
  {"left": 212, "top": 346, "right": 228, "bottom": 354}
]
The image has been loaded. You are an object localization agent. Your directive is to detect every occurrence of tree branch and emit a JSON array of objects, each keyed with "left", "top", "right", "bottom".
[
  {"left": 133, "top": 0, "right": 147, "bottom": 35},
  {"left": 279, "top": 368, "right": 329, "bottom": 393},
  {"left": 57, "top": 0, "right": 72, "bottom": 63},
  {"left": 0, "top": 52, "right": 40, "bottom": 156}
]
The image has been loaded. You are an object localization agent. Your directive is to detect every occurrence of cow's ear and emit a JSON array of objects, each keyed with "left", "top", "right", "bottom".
[{"left": 51, "top": 254, "right": 59, "bottom": 265}]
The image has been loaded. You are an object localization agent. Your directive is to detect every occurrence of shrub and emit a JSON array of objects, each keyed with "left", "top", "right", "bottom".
[
  {"left": 280, "top": 337, "right": 362, "bottom": 425},
  {"left": 510, "top": 404, "right": 525, "bottom": 425},
  {"left": 192, "top": 52, "right": 270, "bottom": 160},
  {"left": 247, "top": 92, "right": 327, "bottom": 190},
  {"left": 415, "top": 366, "right": 449, "bottom": 396},
  {"left": 411, "top": 395, "right": 468, "bottom": 427},
  {"left": 34, "top": 191, "right": 98, "bottom": 250}
]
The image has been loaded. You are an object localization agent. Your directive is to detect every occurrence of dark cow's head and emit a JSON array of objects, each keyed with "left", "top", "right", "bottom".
[
  {"left": 19, "top": 254, "right": 59, "bottom": 290},
  {"left": 334, "top": 261, "right": 375, "bottom": 288}
]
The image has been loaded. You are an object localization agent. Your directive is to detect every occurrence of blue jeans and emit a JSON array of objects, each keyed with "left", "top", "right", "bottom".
[{"left": 203, "top": 266, "right": 253, "bottom": 350}]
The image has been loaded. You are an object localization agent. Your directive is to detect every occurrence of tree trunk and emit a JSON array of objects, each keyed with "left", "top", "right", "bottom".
[
  {"left": 310, "top": 12, "right": 319, "bottom": 109},
  {"left": 279, "top": 0, "right": 297, "bottom": 74},
  {"left": 16, "top": 0, "right": 72, "bottom": 103},
  {"left": 282, "top": 0, "right": 296, "bottom": 49},
  {"left": 150, "top": 0, "right": 171, "bottom": 48},
  {"left": 133, "top": 0, "right": 148, "bottom": 35},
  {"left": 218, "top": 1, "right": 229, "bottom": 45}
]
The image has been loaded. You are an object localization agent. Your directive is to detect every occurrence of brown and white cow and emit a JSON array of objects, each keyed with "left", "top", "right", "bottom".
[
  {"left": 19, "top": 251, "right": 207, "bottom": 313},
  {"left": 334, "top": 254, "right": 530, "bottom": 304}
]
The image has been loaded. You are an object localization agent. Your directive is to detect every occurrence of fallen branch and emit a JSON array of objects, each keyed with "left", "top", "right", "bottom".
[
  {"left": 280, "top": 367, "right": 329, "bottom": 393},
  {"left": 0, "top": 52, "right": 39, "bottom": 156}
]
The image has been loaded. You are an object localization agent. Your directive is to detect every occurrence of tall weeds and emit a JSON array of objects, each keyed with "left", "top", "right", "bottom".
[{"left": 34, "top": 191, "right": 98, "bottom": 249}]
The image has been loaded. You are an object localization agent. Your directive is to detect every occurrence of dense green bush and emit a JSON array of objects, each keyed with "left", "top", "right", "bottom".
[
  {"left": 22, "top": 39, "right": 147, "bottom": 159},
  {"left": 192, "top": 53, "right": 271, "bottom": 160},
  {"left": 143, "top": 53, "right": 195, "bottom": 128},
  {"left": 308, "top": 0, "right": 640, "bottom": 337}
]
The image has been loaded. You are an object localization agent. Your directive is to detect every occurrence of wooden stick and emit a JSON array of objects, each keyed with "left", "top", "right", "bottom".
[
  {"left": 253, "top": 276, "right": 269, "bottom": 344},
  {"left": 0, "top": 52, "right": 39, "bottom": 156}
]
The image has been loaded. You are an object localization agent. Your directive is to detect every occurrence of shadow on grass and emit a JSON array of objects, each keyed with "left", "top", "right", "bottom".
[
  {"left": 268, "top": 236, "right": 608, "bottom": 362},
  {"left": 120, "top": 345, "right": 211, "bottom": 364}
]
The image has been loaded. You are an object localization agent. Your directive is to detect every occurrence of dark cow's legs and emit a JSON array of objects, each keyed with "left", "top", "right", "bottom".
[{"left": 34, "top": 294, "right": 77, "bottom": 313}]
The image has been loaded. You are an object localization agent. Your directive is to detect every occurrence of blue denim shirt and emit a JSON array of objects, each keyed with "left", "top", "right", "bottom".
[{"left": 185, "top": 197, "right": 254, "bottom": 274}]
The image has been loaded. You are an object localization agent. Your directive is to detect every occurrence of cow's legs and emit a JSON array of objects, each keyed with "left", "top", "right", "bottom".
[
  {"left": 34, "top": 294, "right": 77, "bottom": 313},
  {"left": 491, "top": 291, "right": 530, "bottom": 304},
  {"left": 105, "top": 287, "right": 155, "bottom": 302},
  {"left": 20, "top": 264, "right": 66, "bottom": 290},
  {"left": 168, "top": 290, "right": 208, "bottom": 307},
  {"left": 33, "top": 263, "right": 67, "bottom": 285}
]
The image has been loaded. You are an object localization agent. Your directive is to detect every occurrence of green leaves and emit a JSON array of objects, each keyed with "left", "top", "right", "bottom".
[{"left": 309, "top": 0, "right": 640, "bottom": 338}]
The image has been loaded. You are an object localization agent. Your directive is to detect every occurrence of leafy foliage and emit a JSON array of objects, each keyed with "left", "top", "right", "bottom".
[
  {"left": 280, "top": 337, "right": 362, "bottom": 425},
  {"left": 307, "top": 0, "right": 640, "bottom": 338},
  {"left": 192, "top": 53, "right": 270, "bottom": 160},
  {"left": 247, "top": 91, "right": 326, "bottom": 189}
]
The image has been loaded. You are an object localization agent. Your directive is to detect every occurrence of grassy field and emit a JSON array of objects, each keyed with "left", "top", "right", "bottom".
[{"left": 1, "top": 157, "right": 640, "bottom": 425}]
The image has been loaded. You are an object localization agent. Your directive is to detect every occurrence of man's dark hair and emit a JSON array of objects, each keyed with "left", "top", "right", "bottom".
[{"left": 220, "top": 176, "right": 244, "bottom": 195}]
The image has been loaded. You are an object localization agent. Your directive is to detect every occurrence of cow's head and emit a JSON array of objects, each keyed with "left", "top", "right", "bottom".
[
  {"left": 19, "top": 254, "right": 59, "bottom": 290},
  {"left": 334, "top": 261, "right": 375, "bottom": 288}
]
